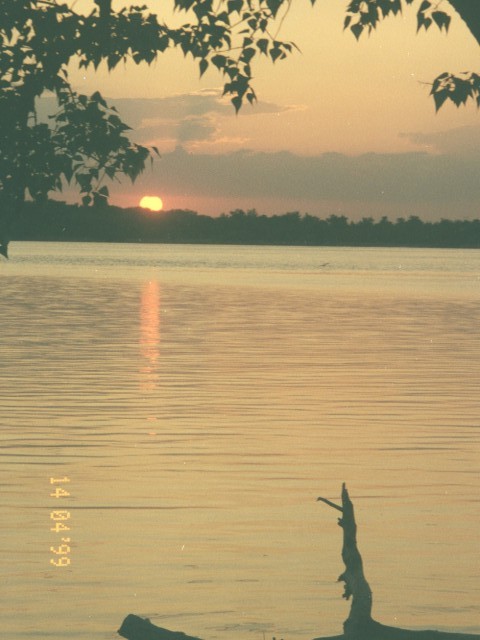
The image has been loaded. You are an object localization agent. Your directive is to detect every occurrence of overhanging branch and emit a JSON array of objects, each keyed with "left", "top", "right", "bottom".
[{"left": 448, "top": 1, "right": 480, "bottom": 46}]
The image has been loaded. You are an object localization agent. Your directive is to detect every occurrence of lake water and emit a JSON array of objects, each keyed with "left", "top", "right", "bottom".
[{"left": 1, "top": 242, "right": 479, "bottom": 640}]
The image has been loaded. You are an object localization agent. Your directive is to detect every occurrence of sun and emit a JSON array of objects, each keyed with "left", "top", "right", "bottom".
[{"left": 139, "top": 195, "right": 163, "bottom": 212}]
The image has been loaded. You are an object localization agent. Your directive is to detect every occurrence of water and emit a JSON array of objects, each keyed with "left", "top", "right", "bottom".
[{"left": 1, "top": 243, "right": 479, "bottom": 640}]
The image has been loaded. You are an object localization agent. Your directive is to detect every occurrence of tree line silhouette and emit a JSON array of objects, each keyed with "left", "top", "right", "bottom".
[{"left": 11, "top": 200, "right": 480, "bottom": 248}]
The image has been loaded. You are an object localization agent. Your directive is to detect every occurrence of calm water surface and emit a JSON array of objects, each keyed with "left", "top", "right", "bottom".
[{"left": 1, "top": 243, "right": 479, "bottom": 640}]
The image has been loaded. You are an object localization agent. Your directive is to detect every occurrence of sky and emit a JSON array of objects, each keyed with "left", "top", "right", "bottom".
[{"left": 64, "top": 0, "right": 480, "bottom": 220}]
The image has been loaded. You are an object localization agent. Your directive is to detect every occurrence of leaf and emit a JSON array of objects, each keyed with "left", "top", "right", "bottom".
[
  {"left": 225, "top": 65, "right": 237, "bottom": 80},
  {"left": 417, "top": 13, "right": 432, "bottom": 32},
  {"left": 91, "top": 91, "right": 107, "bottom": 107},
  {"left": 227, "top": 0, "right": 243, "bottom": 13},
  {"left": 242, "top": 47, "right": 256, "bottom": 63},
  {"left": 451, "top": 77, "right": 471, "bottom": 106},
  {"left": 211, "top": 54, "right": 227, "bottom": 69},
  {"left": 257, "top": 38, "right": 269, "bottom": 55},
  {"left": 432, "top": 89, "right": 448, "bottom": 112},
  {"left": 266, "top": 0, "right": 283, "bottom": 18},
  {"left": 199, "top": 58, "right": 208, "bottom": 77},
  {"left": 350, "top": 23, "right": 363, "bottom": 40},
  {"left": 418, "top": 0, "right": 431, "bottom": 11},
  {"left": 222, "top": 81, "right": 233, "bottom": 95},
  {"left": 270, "top": 46, "right": 283, "bottom": 62},
  {"left": 432, "top": 11, "right": 450, "bottom": 32},
  {"left": 231, "top": 95, "right": 242, "bottom": 113}
]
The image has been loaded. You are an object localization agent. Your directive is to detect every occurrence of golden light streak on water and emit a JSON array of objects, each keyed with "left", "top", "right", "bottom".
[{"left": 139, "top": 280, "right": 161, "bottom": 392}]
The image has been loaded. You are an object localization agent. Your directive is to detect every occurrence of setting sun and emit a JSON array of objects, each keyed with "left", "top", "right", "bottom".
[{"left": 139, "top": 195, "right": 163, "bottom": 212}]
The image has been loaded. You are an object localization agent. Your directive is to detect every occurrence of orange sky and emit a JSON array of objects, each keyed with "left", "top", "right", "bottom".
[{"left": 66, "top": 1, "right": 480, "bottom": 219}]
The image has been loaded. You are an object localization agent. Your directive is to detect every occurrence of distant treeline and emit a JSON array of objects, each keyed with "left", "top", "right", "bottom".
[{"left": 11, "top": 201, "right": 480, "bottom": 248}]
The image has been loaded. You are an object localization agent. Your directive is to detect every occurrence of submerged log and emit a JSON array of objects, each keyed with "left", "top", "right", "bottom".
[
  {"left": 118, "top": 614, "right": 203, "bottom": 640},
  {"left": 118, "top": 484, "right": 480, "bottom": 640}
]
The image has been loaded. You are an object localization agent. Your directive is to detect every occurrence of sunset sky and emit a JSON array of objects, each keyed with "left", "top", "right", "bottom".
[{"left": 66, "top": 1, "right": 480, "bottom": 220}]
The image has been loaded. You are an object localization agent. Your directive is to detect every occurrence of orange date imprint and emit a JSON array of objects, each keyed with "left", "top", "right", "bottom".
[{"left": 49, "top": 477, "right": 72, "bottom": 567}]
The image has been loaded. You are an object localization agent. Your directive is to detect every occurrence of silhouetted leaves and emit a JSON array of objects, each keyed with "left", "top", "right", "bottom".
[
  {"left": 432, "top": 11, "right": 450, "bottom": 32},
  {"left": 343, "top": 0, "right": 476, "bottom": 110},
  {"left": 431, "top": 71, "right": 480, "bottom": 111}
]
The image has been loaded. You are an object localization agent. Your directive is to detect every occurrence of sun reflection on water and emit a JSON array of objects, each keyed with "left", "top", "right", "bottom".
[{"left": 139, "top": 279, "right": 161, "bottom": 391}]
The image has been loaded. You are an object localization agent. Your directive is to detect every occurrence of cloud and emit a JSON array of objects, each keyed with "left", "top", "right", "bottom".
[
  {"left": 103, "top": 145, "right": 480, "bottom": 219},
  {"left": 177, "top": 115, "right": 217, "bottom": 144},
  {"left": 111, "top": 89, "right": 294, "bottom": 148},
  {"left": 112, "top": 89, "right": 230, "bottom": 129},
  {"left": 112, "top": 88, "right": 294, "bottom": 120},
  {"left": 136, "top": 147, "right": 480, "bottom": 205},
  {"left": 401, "top": 124, "right": 480, "bottom": 156}
]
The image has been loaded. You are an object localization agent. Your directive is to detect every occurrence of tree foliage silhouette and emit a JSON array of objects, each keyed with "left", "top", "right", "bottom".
[
  {"left": 1, "top": 1, "right": 479, "bottom": 256},
  {"left": 344, "top": 1, "right": 480, "bottom": 111}
]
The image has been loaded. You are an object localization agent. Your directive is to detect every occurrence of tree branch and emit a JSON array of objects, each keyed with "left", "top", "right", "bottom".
[
  {"left": 317, "top": 496, "right": 343, "bottom": 512},
  {"left": 447, "top": 1, "right": 480, "bottom": 46}
]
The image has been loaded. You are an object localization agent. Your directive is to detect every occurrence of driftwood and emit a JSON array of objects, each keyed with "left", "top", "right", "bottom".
[
  {"left": 315, "top": 483, "right": 480, "bottom": 640},
  {"left": 118, "top": 484, "right": 479, "bottom": 640},
  {"left": 118, "top": 614, "right": 203, "bottom": 640}
]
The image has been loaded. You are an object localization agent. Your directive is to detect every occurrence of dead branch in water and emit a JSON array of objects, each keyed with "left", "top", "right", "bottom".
[
  {"left": 315, "top": 483, "right": 479, "bottom": 640},
  {"left": 317, "top": 483, "right": 373, "bottom": 636}
]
